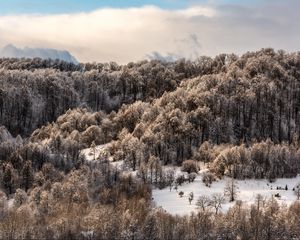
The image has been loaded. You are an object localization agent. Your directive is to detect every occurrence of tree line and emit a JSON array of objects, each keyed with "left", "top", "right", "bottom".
[{"left": 0, "top": 56, "right": 222, "bottom": 136}]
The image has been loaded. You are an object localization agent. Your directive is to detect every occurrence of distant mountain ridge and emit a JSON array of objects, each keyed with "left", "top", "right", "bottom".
[{"left": 0, "top": 44, "right": 78, "bottom": 64}]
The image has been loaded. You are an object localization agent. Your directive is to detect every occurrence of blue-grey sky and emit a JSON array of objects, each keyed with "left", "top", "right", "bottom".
[
  {"left": 0, "top": 0, "right": 257, "bottom": 14},
  {"left": 1, "top": 0, "right": 182, "bottom": 14},
  {"left": 0, "top": 0, "right": 298, "bottom": 63}
]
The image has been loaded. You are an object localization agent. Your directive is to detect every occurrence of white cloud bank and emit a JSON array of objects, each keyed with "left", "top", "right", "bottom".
[{"left": 0, "top": 1, "right": 299, "bottom": 63}]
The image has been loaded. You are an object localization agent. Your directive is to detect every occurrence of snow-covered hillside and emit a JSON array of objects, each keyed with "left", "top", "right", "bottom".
[
  {"left": 153, "top": 170, "right": 300, "bottom": 215},
  {"left": 0, "top": 44, "right": 78, "bottom": 63}
]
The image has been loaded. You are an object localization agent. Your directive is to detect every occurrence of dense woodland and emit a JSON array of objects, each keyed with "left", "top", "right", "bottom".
[{"left": 1, "top": 49, "right": 300, "bottom": 239}]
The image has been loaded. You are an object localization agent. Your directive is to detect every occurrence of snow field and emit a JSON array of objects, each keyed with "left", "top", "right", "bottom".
[
  {"left": 82, "top": 146, "right": 300, "bottom": 216},
  {"left": 152, "top": 171, "right": 300, "bottom": 215}
]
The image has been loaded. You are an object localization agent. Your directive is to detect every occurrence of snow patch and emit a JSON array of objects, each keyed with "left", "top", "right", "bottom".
[
  {"left": 153, "top": 171, "right": 300, "bottom": 216},
  {"left": 81, "top": 144, "right": 125, "bottom": 170},
  {"left": 7, "top": 198, "right": 14, "bottom": 209},
  {"left": 81, "top": 144, "right": 110, "bottom": 162}
]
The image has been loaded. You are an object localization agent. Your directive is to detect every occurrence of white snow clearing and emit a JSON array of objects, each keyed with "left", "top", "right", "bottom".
[
  {"left": 81, "top": 144, "right": 125, "bottom": 170},
  {"left": 81, "top": 144, "right": 110, "bottom": 162},
  {"left": 152, "top": 171, "right": 300, "bottom": 216},
  {"left": 81, "top": 147, "right": 300, "bottom": 216}
]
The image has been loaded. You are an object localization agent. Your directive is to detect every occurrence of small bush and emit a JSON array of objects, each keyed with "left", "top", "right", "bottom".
[
  {"left": 181, "top": 160, "right": 199, "bottom": 174},
  {"left": 176, "top": 175, "right": 186, "bottom": 186},
  {"left": 202, "top": 172, "right": 215, "bottom": 187},
  {"left": 188, "top": 173, "right": 197, "bottom": 183},
  {"left": 274, "top": 193, "right": 281, "bottom": 198}
]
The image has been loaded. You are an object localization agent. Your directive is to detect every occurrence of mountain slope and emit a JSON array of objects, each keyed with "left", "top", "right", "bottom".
[{"left": 0, "top": 44, "right": 78, "bottom": 63}]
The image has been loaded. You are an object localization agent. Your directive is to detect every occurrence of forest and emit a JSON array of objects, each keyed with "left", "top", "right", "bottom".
[{"left": 1, "top": 48, "right": 300, "bottom": 239}]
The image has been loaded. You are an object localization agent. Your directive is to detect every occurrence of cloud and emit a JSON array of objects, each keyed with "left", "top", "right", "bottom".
[
  {"left": 0, "top": 1, "right": 299, "bottom": 63},
  {"left": 146, "top": 51, "right": 181, "bottom": 62}
]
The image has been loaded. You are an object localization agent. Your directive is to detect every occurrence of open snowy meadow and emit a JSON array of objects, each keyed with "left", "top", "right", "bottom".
[{"left": 153, "top": 171, "right": 300, "bottom": 215}]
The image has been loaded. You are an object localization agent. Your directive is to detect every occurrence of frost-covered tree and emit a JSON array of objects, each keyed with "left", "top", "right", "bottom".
[
  {"left": 13, "top": 189, "right": 27, "bottom": 208},
  {"left": 202, "top": 172, "right": 215, "bottom": 187},
  {"left": 2, "top": 163, "right": 18, "bottom": 194},
  {"left": 181, "top": 160, "right": 199, "bottom": 174},
  {"left": 20, "top": 161, "right": 34, "bottom": 191},
  {"left": 142, "top": 213, "right": 159, "bottom": 240},
  {"left": 294, "top": 183, "right": 300, "bottom": 200}
]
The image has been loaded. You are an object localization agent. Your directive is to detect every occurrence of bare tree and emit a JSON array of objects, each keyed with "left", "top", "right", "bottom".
[
  {"left": 209, "top": 193, "right": 225, "bottom": 214},
  {"left": 188, "top": 192, "right": 194, "bottom": 205},
  {"left": 165, "top": 169, "right": 175, "bottom": 191},
  {"left": 224, "top": 178, "right": 239, "bottom": 202},
  {"left": 196, "top": 195, "right": 211, "bottom": 211},
  {"left": 174, "top": 182, "right": 178, "bottom": 192},
  {"left": 254, "top": 194, "right": 267, "bottom": 212},
  {"left": 91, "top": 141, "right": 97, "bottom": 161},
  {"left": 138, "top": 163, "right": 148, "bottom": 184}
]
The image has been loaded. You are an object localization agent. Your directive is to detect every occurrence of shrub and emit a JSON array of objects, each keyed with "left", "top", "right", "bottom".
[
  {"left": 176, "top": 175, "right": 185, "bottom": 186},
  {"left": 202, "top": 172, "right": 215, "bottom": 187},
  {"left": 188, "top": 173, "right": 197, "bottom": 183},
  {"left": 181, "top": 160, "right": 199, "bottom": 174}
]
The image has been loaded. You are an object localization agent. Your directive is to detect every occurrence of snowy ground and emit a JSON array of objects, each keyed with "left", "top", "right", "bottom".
[
  {"left": 152, "top": 170, "right": 300, "bottom": 215},
  {"left": 81, "top": 144, "right": 110, "bottom": 162},
  {"left": 81, "top": 144, "right": 125, "bottom": 169},
  {"left": 81, "top": 146, "right": 300, "bottom": 216},
  {"left": 7, "top": 198, "right": 14, "bottom": 208}
]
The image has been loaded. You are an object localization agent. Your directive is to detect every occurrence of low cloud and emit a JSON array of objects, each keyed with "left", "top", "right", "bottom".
[
  {"left": 0, "top": 1, "right": 299, "bottom": 63},
  {"left": 146, "top": 51, "right": 181, "bottom": 62}
]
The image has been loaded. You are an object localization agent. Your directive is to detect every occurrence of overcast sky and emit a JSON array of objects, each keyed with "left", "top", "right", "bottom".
[{"left": 0, "top": 0, "right": 298, "bottom": 63}]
